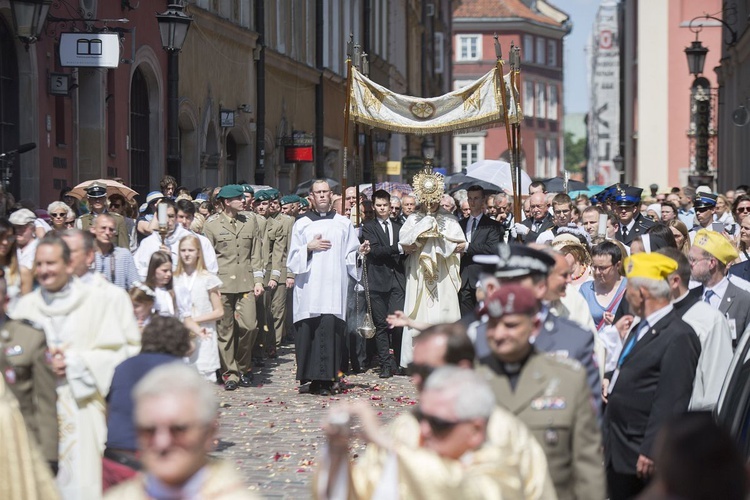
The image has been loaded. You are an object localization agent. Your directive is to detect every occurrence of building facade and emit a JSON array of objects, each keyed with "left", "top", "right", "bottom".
[{"left": 452, "top": 0, "right": 570, "bottom": 177}]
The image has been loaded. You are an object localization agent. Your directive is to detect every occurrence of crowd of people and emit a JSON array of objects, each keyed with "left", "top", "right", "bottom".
[{"left": 0, "top": 171, "right": 749, "bottom": 499}]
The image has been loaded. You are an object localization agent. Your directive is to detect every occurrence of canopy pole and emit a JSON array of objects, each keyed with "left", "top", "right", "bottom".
[
  {"left": 495, "top": 34, "right": 520, "bottom": 233},
  {"left": 342, "top": 34, "right": 354, "bottom": 203},
  {"left": 510, "top": 43, "right": 523, "bottom": 228}
]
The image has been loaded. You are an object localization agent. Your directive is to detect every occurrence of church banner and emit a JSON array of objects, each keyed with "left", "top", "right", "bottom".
[{"left": 349, "top": 66, "right": 521, "bottom": 135}]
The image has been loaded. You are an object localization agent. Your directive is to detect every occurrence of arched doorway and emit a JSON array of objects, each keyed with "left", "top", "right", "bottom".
[
  {"left": 0, "top": 17, "right": 20, "bottom": 198},
  {"left": 130, "top": 68, "right": 150, "bottom": 198}
]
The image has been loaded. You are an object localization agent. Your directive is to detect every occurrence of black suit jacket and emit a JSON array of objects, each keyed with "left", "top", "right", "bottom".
[
  {"left": 361, "top": 218, "right": 406, "bottom": 294},
  {"left": 615, "top": 213, "right": 655, "bottom": 246},
  {"left": 459, "top": 214, "right": 502, "bottom": 289},
  {"left": 521, "top": 213, "right": 554, "bottom": 243},
  {"left": 729, "top": 260, "right": 750, "bottom": 284},
  {"left": 604, "top": 310, "right": 701, "bottom": 474}
]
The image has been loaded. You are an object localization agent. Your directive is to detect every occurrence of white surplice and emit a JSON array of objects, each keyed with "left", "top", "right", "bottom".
[{"left": 398, "top": 209, "right": 465, "bottom": 367}]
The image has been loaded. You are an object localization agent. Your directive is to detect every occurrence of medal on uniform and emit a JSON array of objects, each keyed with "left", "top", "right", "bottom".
[
  {"left": 5, "top": 345, "right": 22, "bottom": 357},
  {"left": 544, "top": 427, "right": 559, "bottom": 446},
  {"left": 4, "top": 367, "right": 16, "bottom": 384}
]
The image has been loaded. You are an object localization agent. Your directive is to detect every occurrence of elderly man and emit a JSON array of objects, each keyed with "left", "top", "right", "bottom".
[
  {"left": 603, "top": 252, "right": 701, "bottom": 500},
  {"left": 401, "top": 194, "right": 417, "bottom": 218},
  {"left": 390, "top": 195, "right": 406, "bottom": 224},
  {"left": 513, "top": 192, "right": 553, "bottom": 243},
  {"left": 76, "top": 182, "right": 129, "bottom": 248},
  {"left": 105, "top": 363, "right": 257, "bottom": 499},
  {"left": 288, "top": 180, "right": 369, "bottom": 396},
  {"left": 477, "top": 284, "right": 605, "bottom": 500},
  {"left": 319, "top": 366, "right": 522, "bottom": 499},
  {"left": 12, "top": 234, "right": 130, "bottom": 499},
  {"left": 91, "top": 214, "right": 139, "bottom": 290},
  {"left": 10, "top": 208, "right": 39, "bottom": 270}
]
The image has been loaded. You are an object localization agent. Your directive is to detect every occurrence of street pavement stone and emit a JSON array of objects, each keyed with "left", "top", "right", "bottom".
[{"left": 211, "top": 344, "right": 418, "bottom": 499}]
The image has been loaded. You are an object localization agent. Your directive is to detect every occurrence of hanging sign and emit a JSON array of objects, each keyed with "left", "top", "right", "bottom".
[{"left": 59, "top": 33, "right": 121, "bottom": 68}]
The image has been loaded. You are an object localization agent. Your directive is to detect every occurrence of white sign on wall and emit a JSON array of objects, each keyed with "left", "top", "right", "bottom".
[{"left": 59, "top": 33, "right": 120, "bottom": 68}]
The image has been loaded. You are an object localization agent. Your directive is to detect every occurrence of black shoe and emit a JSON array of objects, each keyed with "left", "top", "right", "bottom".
[
  {"left": 319, "top": 382, "right": 333, "bottom": 396},
  {"left": 215, "top": 369, "right": 225, "bottom": 385},
  {"left": 253, "top": 357, "right": 266, "bottom": 368},
  {"left": 379, "top": 366, "right": 393, "bottom": 379},
  {"left": 239, "top": 373, "right": 253, "bottom": 387},
  {"left": 308, "top": 380, "right": 321, "bottom": 394},
  {"left": 224, "top": 380, "right": 239, "bottom": 391}
]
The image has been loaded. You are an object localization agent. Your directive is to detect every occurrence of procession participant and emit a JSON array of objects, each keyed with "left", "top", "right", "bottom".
[
  {"left": 580, "top": 206, "right": 603, "bottom": 240},
  {"left": 203, "top": 185, "right": 264, "bottom": 391},
  {"left": 535, "top": 193, "right": 575, "bottom": 245},
  {"left": 0, "top": 218, "right": 32, "bottom": 311},
  {"left": 580, "top": 241, "right": 629, "bottom": 330},
  {"left": 317, "top": 367, "right": 515, "bottom": 500},
  {"left": 458, "top": 185, "right": 502, "bottom": 315},
  {"left": 613, "top": 186, "right": 655, "bottom": 246},
  {"left": 76, "top": 182, "right": 129, "bottom": 248},
  {"left": 12, "top": 234, "right": 130, "bottom": 499},
  {"left": 269, "top": 195, "right": 296, "bottom": 348},
  {"left": 476, "top": 284, "right": 605, "bottom": 500},
  {"left": 288, "top": 180, "right": 369, "bottom": 396},
  {"left": 174, "top": 199, "right": 218, "bottom": 274},
  {"left": 688, "top": 228, "right": 750, "bottom": 347},
  {"left": 0, "top": 274, "right": 58, "bottom": 473},
  {"left": 512, "top": 192, "right": 553, "bottom": 243},
  {"left": 401, "top": 194, "right": 417, "bottom": 218},
  {"left": 603, "top": 252, "right": 701, "bottom": 500},
  {"left": 688, "top": 192, "right": 719, "bottom": 242},
  {"left": 105, "top": 363, "right": 258, "bottom": 499},
  {"left": 390, "top": 195, "right": 406, "bottom": 224},
  {"left": 658, "top": 248, "right": 732, "bottom": 410},
  {"left": 280, "top": 195, "right": 301, "bottom": 344},
  {"left": 133, "top": 199, "right": 193, "bottom": 280},
  {"left": 484, "top": 194, "right": 498, "bottom": 220},
  {"left": 107, "top": 194, "right": 138, "bottom": 252},
  {"left": 398, "top": 171, "right": 465, "bottom": 367},
  {"left": 361, "top": 189, "right": 406, "bottom": 378},
  {"left": 91, "top": 214, "right": 139, "bottom": 291},
  {"left": 10, "top": 208, "right": 40, "bottom": 270}
]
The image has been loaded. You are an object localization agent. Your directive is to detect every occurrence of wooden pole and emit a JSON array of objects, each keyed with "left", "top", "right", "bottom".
[
  {"left": 342, "top": 35, "right": 354, "bottom": 202},
  {"left": 494, "top": 34, "right": 518, "bottom": 227}
]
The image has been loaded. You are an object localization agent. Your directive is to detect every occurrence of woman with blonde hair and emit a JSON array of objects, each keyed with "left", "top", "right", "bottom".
[
  {"left": 668, "top": 219, "right": 691, "bottom": 257},
  {"left": 46, "top": 201, "right": 75, "bottom": 232}
]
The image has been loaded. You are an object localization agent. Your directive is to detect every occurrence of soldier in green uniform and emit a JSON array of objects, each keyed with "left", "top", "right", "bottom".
[
  {"left": 269, "top": 194, "right": 295, "bottom": 348},
  {"left": 280, "top": 195, "right": 301, "bottom": 344},
  {"left": 76, "top": 182, "right": 130, "bottom": 249},
  {"left": 203, "top": 185, "right": 265, "bottom": 391},
  {"left": 0, "top": 275, "right": 58, "bottom": 472},
  {"left": 476, "top": 283, "right": 605, "bottom": 500}
]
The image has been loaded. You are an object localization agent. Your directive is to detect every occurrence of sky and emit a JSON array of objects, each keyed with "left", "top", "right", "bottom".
[{"left": 555, "top": 0, "right": 602, "bottom": 115}]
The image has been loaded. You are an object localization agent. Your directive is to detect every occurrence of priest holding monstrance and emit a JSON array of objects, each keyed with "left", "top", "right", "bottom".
[{"left": 399, "top": 169, "right": 466, "bottom": 367}]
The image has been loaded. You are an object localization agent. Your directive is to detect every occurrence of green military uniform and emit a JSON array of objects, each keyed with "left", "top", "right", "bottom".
[
  {"left": 477, "top": 350, "right": 605, "bottom": 500},
  {"left": 248, "top": 210, "right": 270, "bottom": 358},
  {"left": 0, "top": 318, "right": 58, "bottom": 464},
  {"left": 270, "top": 212, "right": 294, "bottom": 346},
  {"left": 77, "top": 211, "right": 129, "bottom": 249},
  {"left": 203, "top": 211, "right": 264, "bottom": 383}
]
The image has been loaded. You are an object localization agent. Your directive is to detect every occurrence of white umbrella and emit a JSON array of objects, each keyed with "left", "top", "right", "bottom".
[{"left": 465, "top": 159, "right": 531, "bottom": 194}]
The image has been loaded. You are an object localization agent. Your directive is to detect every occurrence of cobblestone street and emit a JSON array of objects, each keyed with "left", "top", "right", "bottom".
[{"left": 211, "top": 344, "right": 418, "bottom": 499}]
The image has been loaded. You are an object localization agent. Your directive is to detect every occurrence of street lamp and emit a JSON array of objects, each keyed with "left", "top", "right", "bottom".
[
  {"left": 422, "top": 136, "right": 436, "bottom": 170},
  {"left": 157, "top": 2, "right": 192, "bottom": 183},
  {"left": 685, "top": 39, "right": 708, "bottom": 77},
  {"left": 9, "top": 0, "right": 51, "bottom": 44}
]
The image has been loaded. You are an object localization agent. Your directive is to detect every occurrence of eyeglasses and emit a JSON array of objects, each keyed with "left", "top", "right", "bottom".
[
  {"left": 413, "top": 407, "right": 462, "bottom": 436},
  {"left": 135, "top": 422, "right": 207, "bottom": 444},
  {"left": 406, "top": 362, "right": 435, "bottom": 380},
  {"left": 688, "top": 256, "right": 712, "bottom": 265},
  {"left": 50, "top": 212, "right": 67, "bottom": 218}
]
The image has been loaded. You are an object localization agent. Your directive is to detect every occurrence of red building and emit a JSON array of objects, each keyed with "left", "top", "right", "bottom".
[{"left": 452, "top": 0, "right": 570, "bottom": 178}]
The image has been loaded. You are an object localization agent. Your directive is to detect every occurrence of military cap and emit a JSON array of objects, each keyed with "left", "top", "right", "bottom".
[
  {"left": 693, "top": 192, "right": 718, "bottom": 210},
  {"left": 280, "top": 194, "right": 301, "bottom": 206},
  {"left": 623, "top": 252, "right": 678, "bottom": 281},
  {"left": 299, "top": 198, "right": 310, "bottom": 208},
  {"left": 217, "top": 184, "right": 245, "bottom": 199},
  {"left": 255, "top": 190, "right": 273, "bottom": 202},
  {"left": 8, "top": 208, "right": 37, "bottom": 226},
  {"left": 241, "top": 184, "right": 254, "bottom": 194},
  {"left": 479, "top": 283, "right": 540, "bottom": 318},
  {"left": 266, "top": 188, "right": 280, "bottom": 200},
  {"left": 613, "top": 186, "right": 643, "bottom": 206},
  {"left": 693, "top": 229, "right": 739, "bottom": 265},
  {"left": 474, "top": 243, "right": 555, "bottom": 279},
  {"left": 85, "top": 181, "right": 108, "bottom": 198}
]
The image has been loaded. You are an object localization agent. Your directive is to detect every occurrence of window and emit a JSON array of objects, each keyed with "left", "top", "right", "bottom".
[
  {"left": 524, "top": 80, "right": 535, "bottom": 118},
  {"left": 435, "top": 32, "right": 444, "bottom": 74},
  {"left": 523, "top": 35, "right": 534, "bottom": 62},
  {"left": 536, "top": 83, "right": 546, "bottom": 119},
  {"left": 547, "top": 40, "right": 557, "bottom": 67},
  {"left": 453, "top": 136, "right": 485, "bottom": 170},
  {"left": 548, "top": 139, "right": 558, "bottom": 176},
  {"left": 548, "top": 84, "right": 558, "bottom": 121},
  {"left": 129, "top": 68, "right": 150, "bottom": 199},
  {"left": 457, "top": 34, "right": 481, "bottom": 61},
  {"left": 535, "top": 37, "right": 546, "bottom": 65},
  {"left": 536, "top": 137, "right": 547, "bottom": 177}
]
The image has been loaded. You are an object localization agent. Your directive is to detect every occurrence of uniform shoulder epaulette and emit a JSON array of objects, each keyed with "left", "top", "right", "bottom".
[
  {"left": 16, "top": 318, "right": 45, "bottom": 331},
  {"left": 543, "top": 352, "right": 583, "bottom": 371}
]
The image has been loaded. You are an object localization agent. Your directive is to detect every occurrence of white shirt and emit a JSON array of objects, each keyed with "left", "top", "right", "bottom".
[
  {"left": 377, "top": 217, "right": 394, "bottom": 246},
  {"left": 703, "top": 277, "right": 729, "bottom": 309},
  {"left": 465, "top": 214, "right": 482, "bottom": 243},
  {"left": 17, "top": 238, "right": 38, "bottom": 270},
  {"left": 637, "top": 303, "right": 674, "bottom": 340}
]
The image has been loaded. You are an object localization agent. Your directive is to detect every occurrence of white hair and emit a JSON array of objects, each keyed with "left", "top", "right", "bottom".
[
  {"left": 628, "top": 276, "right": 671, "bottom": 300},
  {"left": 133, "top": 363, "right": 217, "bottom": 424},
  {"left": 423, "top": 366, "right": 495, "bottom": 420}
]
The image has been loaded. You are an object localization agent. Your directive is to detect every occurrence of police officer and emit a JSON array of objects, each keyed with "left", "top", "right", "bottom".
[
  {"left": 0, "top": 275, "right": 58, "bottom": 472},
  {"left": 76, "top": 181, "right": 129, "bottom": 248},
  {"left": 203, "top": 185, "right": 265, "bottom": 391},
  {"left": 477, "top": 283, "right": 605, "bottom": 500},
  {"left": 613, "top": 186, "right": 654, "bottom": 246}
]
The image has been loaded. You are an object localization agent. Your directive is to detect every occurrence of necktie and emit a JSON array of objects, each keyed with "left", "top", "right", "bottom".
[
  {"left": 472, "top": 217, "right": 478, "bottom": 233},
  {"left": 618, "top": 321, "right": 649, "bottom": 367},
  {"left": 382, "top": 220, "right": 390, "bottom": 245},
  {"left": 622, "top": 226, "right": 629, "bottom": 238},
  {"left": 703, "top": 289, "right": 715, "bottom": 304}
]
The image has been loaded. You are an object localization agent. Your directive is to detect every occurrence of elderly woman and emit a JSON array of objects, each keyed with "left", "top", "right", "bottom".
[{"left": 46, "top": 201, "right": 75, "bottom": 232}]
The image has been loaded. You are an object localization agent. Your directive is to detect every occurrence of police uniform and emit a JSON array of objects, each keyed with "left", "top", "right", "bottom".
[
  {"left": 478, "top": 351, "right": 605, "bottom": 500},
  {"left": 0, "top": 318, "right": 58, "bottom": 466},
  {"left": 688, "top": 193, "right": 718, "bottom": 239},
  {"left": 203, "top": 185, "right": 265, "bottom": 388},
  {"left": 76, "top": 183, "right": 130, "bottom": 248},
  {"left": 613, "top": 186, "right": 655, "bottom": 246}
]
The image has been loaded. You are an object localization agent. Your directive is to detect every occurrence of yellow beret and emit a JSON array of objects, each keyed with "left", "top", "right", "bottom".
[
  {"left": 692, "top": 229, "right": 739, "bottom": 265},
  {"left": 624, "top": 252, "right": 678, "bottom": 281}
]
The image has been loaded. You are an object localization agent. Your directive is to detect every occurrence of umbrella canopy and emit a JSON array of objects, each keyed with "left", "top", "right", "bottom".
[
  {"left": 541, "top": 176, "right": 588, "bottom": 193},
  {"left": 294, "top": 177, "right": 340, "bottom": 196},
  {"left": 448, "top": 180, "right": 503, "bottom": 194},
  {"left": 69, "top": 179, "right": 138, "bottom": 201},
  {"left": 360, "top": 182, "right": 414, "bottom": 197},
  {"left": 465, "top": 159, "right": 531, "bottom": 194}
]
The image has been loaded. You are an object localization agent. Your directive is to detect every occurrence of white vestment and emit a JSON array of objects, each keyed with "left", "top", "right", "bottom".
[
  {"left": 398, "top": 210, "right": 465, "bottom": 367},
  {"left": 287, "top": 213, "right": 360, "bottom": 322},
  {"left": 12, "top": 278, "right": 129, "bottom": 500},
  {"left": 682, "top": 301, "right": 734, "bottom": 410}
]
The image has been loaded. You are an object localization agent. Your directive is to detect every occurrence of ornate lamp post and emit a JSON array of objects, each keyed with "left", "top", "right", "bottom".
[
  {"left": 157, "top": 2, "right": 193, "bottom": 183},
  {"left": 9, "top": 0, "right": 51, "bottom": 44}
]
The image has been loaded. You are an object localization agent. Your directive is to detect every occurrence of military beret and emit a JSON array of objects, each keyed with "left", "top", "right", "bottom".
[
  {"left": 478, "top": 284, "right": 539, "bottom": 319},
  {"left": 242, "top": 184, "right": 254, "bottom": 194},
  {"left": 280, "top": 195, "right": 301, "bottom": 206},
  {"left": 217, "top": 184, "right": 245, "bottom": 199},
  {"left": 299, "top": 198, "right": 310, "bottom": 208},
  {"left": 255, "top": 190, "right": 272, "bottom": 202}
]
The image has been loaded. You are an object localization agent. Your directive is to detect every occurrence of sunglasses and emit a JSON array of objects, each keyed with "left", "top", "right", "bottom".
[
  {"left": 64, "top": 221, "right": 75, "bottom": 227},
  {"left": 110, "top": 203, "right": 122, "bottom": 209},
  {"left": 406, "top": 362, "right": 435, "bottom": 380},
  {"left": 695, "top": 206, "right": 713, "bottom": 213},
  {"left": 737, "top": 206, "right": 750, "bottom": 213},
  {"left": 50, "top": 212, "right": 67, "bottom": 218},
  {"left": 413, "top": 407, "right": 461, "bottom": 435}
]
